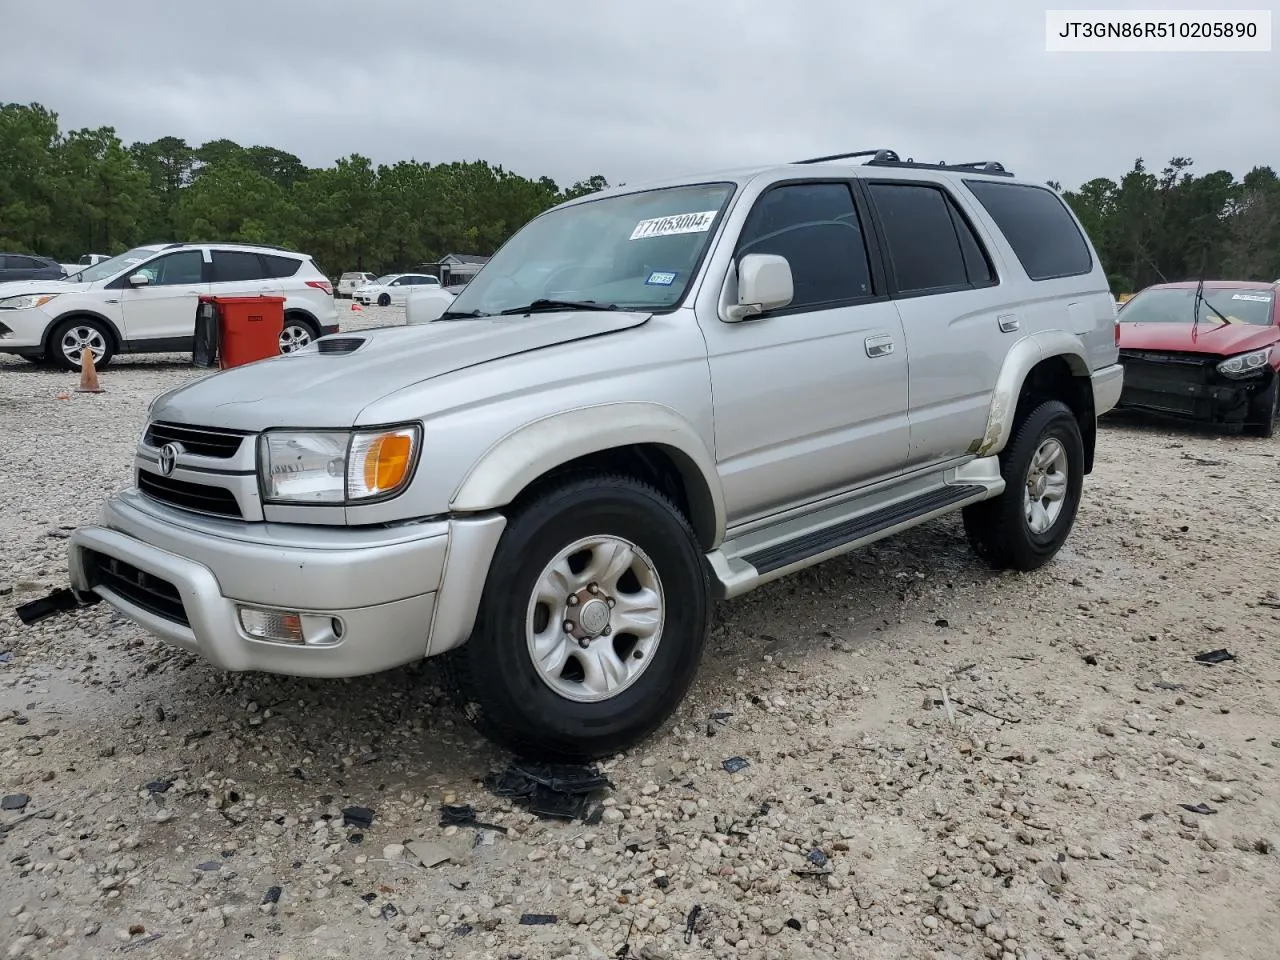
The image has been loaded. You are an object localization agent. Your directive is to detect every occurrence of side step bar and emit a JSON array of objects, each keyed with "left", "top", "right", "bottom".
[
  {"left": 744, "top": 484, "right": 983, "bottom": 574},
  {"left": 706, "top": 461, "right": 1003, "bottom": 600}
]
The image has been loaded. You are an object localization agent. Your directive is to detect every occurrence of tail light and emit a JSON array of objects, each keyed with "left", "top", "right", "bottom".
[
  {"left": 1114, "top": 317, "right": 1120, "bottom": 346},
  {"left": 306, "top": 280, "right": 333, "bottom": 296}
]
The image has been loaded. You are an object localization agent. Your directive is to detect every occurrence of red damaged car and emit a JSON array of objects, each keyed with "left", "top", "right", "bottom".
[{"left": 1115, "top": 279, "right": 1280, "bottom": 437}]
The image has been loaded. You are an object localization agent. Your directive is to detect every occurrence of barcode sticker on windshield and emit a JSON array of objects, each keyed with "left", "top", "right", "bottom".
[
  {"left": 645, "top": 271, "right": 677, "bottom": 286},
  {"left": 630, "top": 210, "right": 718, "bottom": 240},
  {"left": 1231, "top": 293, "right": 1272, "bottom": 302}
]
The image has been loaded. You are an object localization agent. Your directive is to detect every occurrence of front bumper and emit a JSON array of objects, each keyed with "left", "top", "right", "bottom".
[
  {"left": 1090, "top": 362, "right": 1125, "bottom": 415},
  {"left": 68, "top": 489, "right": 506, "bottom": 678},
  {"left": 0, "top": 308, "right": 51, "bottom": 351},
  {"left": 1116, "top": 351, "right": 1273, "bottom": 423}
]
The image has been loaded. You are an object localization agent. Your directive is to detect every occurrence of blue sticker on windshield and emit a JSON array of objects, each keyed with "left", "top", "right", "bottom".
[{"left": 646, "top": 271, "right": 677, "bottom": 286}]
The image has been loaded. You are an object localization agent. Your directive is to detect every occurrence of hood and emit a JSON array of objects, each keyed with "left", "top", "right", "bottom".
[
  {"left": 1118, "top": 321, "right": 1279, "bottom": 357},
  {"left": 151, "top": 309, "right": 652, "bottom": 431},
  {"left": 0, "top": 279, "right": 91, "bottom": 297}
]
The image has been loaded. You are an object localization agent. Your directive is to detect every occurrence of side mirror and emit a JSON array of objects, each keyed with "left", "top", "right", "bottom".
[
  {"left": 128, "top": 272, "right": 150, "bottom": 287},
  {"left": 725, "top": 253, "right": 793, "bottom": 321}
]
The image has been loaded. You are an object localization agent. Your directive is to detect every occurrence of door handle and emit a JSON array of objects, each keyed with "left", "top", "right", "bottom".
[
  {"left": 865, "top": 335, "right": 895, "bottom": 358},
  {"left": 998, "top": 313, "right": 1020, "bottom": 333}
]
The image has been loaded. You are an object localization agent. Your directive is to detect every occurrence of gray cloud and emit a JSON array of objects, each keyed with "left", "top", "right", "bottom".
[{"left": 4, "top": 0, "right": 1276, "bottom": 190}]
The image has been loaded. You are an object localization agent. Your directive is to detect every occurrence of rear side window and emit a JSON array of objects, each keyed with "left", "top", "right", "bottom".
[
  {"left": 262, "top": 254, "right": 302, "bottom": 278},
  {"left": 964, "top": 180, "right": 1092, "bottom": 281},
  {"left": 212, "top": 251, "right": 268, "bottom": 283},
  {"left": 5, "top": 255, "right": 43, "bottom": 268},
  {"left": 735, "top": 181, "right": 875, "bottom": 311},
  {"left": 867, "top": 182, "right": 995, "bottom": 294}
]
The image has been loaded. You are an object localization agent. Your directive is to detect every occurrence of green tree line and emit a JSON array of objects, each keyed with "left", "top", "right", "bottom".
[{"left": 3, "top": 101, "right": 1278, "bottom": 287}]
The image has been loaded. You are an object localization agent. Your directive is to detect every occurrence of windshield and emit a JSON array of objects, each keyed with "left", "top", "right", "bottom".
[
  {"left": 1120, "top": 287, "right": 1276, "bottom": 326},
  {"left": 70, "top": 246, "right": 161, "bottom": 283},
  {"left": 444, "top": 181, "right": 737, "bottom": 318},
  {"left": 373, "top": 274, "right": 397, "bottom": 285}
]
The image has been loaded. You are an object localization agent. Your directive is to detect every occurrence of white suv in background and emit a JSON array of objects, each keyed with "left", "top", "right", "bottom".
[
  {"left": 0, "top": 242, "right": 339, "bottom": 371},
  {"left": 352, "top": 273, "right": 441, "bottom": 306}
]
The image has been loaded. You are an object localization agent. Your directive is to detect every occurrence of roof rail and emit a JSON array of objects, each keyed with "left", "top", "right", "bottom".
[
  {"left": 171, "top": 241, "right": 304, "bottom": 254},
  {"left": 865, "top": 157, "right": 1015, "bottom": 178},
  {"left": 793, "top": 149, "right": 900, "bottom": 164}
]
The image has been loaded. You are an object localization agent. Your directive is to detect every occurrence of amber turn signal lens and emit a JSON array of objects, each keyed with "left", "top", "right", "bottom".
[{"left": 362, "top": 432, "right": 414, "bottom": 493}]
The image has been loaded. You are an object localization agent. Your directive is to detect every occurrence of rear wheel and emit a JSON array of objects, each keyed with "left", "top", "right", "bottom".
[
  {"left": 963, "top": 399, "right": 1084, "bottom": 572},
  {"left": 441, "top": 474, "right": 712, "bottom": 761},
  {"left": 279, "top": 316, "right": 319, "bottom": 353},
  {"left": 1244, "top": 378, "right": 1278, "bottom": 439},
  {"left": 49, "top": 318, "right": 114, "bottom": 372}
]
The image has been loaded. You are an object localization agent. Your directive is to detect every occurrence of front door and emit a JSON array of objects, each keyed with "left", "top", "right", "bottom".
[
  {"left": 119, "top": 249, "right": 210, "bottom": 345},
  {"left": 697, "top": 179, "right": 911, "bottom": 526}
]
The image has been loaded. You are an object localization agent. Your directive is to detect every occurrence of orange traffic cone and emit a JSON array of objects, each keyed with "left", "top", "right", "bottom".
[{"left": 75, "top": 348, "right": 104, "bottom": 393}]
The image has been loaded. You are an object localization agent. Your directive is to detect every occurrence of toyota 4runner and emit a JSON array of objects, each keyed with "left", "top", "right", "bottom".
[{"left": 67, "top": 149, "right": 1124, "bottom": 760}]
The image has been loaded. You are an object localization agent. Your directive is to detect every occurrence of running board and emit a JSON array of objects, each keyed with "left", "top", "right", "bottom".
[{"left": 707, "top": 463, "right": 1002, "bottom": 600}]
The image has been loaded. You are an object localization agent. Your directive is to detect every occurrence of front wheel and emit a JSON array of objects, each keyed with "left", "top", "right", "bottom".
[
  {"left": 441, "top": 474, "right": 712, "bottom": 761},
  {"left": 1244, "top": 378, "right": 1278, "bottom": 439},
  {"left": 50, "top": 317, "right": 114, "bottom": 372},
  {"left": 962, "top": 399, "right": 1084, "bottom": 572},
  {"left": 377, "top": 293, "right": 391, "bottom": 307}
]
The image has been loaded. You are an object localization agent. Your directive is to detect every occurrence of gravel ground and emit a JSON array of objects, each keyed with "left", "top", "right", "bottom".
[{"left": 2, "top": 305, "right": 1279, "bottom": 960}]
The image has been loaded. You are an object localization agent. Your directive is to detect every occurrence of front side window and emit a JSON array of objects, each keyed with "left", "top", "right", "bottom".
[
  {"left": 136, "top": 250, "right": 204, "bottom": 286},
  {"left": 443, "top": 181, "right": 737, "bottom": 318},
  {"left": 735, "top": 181, "right": 874, "bottom": 311}
]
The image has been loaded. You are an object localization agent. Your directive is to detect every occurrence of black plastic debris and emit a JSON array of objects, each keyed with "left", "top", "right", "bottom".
[
  {"left": 807, "top": 848, "right": 828, "bottom": 867},
  {"left": 262, "top": 886, "right": 282, "bottom": 905},
  {"left": 14, "top": 587, "right": 98, "bottom": 626},
  {"left": 341, "top": 805, "right": 375, "bottom": 829},
  {"left": 1083, "top": 654, "right": 1098, "bottom": 666},
  {"left": 1138, "top": 812, "right": 1155, "bottom": 822},
  {"left": 706, "top": 710, "right": 732, "bottom": 737},
  {"left": 438, "top": 803, "right": 507, "bottom": 833},
  {"left": 786, "top": 918, "right": 802, "bottom": 931},
  {"left": 484, "top": 761, "right": 614, "bottom": 822},
  {"left": 1180, "top": 802, "right": 1217, "bottom": 815},
  {"left": 145, "top": 780, "right": 172, "bottom": 794},
  {"left": 453, "top": 923, "right": 473, "bottom": 937},
  {"left": 684, "top": 905, "right": 702, "bottom": 945},
  {"left": 519, "top": 913, "right": 557, "bottom": 925},
  {"left": 1, "top": 794, "right": 30, "bottom": 812},
  {"left": 935, "top": 618, "right": 950, "bottom": 628},
  {"left": 1193, "top": 649, "right": 1235, "bottom": 665},
  {"left": 360, "top": 892, "right": 378, "bottom": 903},
  {"left": 348, "top": 833, "right": 364, "bottom": 844},
  {"left": 722, "top": 757, "right": 750, "bottom": 774},
  {"left": 380, "top": 904, "right": 398, "bottom": 920}
]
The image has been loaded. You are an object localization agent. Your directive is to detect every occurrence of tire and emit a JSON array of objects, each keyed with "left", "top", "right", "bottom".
[
  {"left": 440, "top": 474, "right": 712, "bottom": 761},
  {"left": 49, "top": 317, "right": 114, "bottom": 372},
  {"left": 279, "top": 316, "right": 320, "bottom": 353},
  {"left": 962, "top": 399, "right": 1084, "bottom": 572},
  {"left": 377, "top": 293, "right": 391, "bottom": 307},
  {"left": 1244, "top": 378, "right": 1278, "bottom": 439}
]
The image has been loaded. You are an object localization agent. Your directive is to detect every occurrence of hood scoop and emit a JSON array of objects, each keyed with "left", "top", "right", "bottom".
[{"left": 315, "top": 336, "right": 366, "bottom": 355}]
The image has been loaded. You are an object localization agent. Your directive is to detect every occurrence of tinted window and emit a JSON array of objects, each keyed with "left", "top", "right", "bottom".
[
  {"left": 212, "top": 251, "right": 268, "bottom": 283},
  {"left": 5, "top": 255, "right": 42, "bottom": 268},
  {"left": 736, "top": 182, "right": 874, "bottom": 311},
  {"left": 141, "top": 251, "right": 204, "bottom": 286},
  {"left": 867, "top": 183, "right": 974, "bottom": 293},
  {"left": 261, "top": 254, "right": 301, "bottom": 278},
  {"left": 964, "top": 180, "right": 1092, "bottom": 281}
]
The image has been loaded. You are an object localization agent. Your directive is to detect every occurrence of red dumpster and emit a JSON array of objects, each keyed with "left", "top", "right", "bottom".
[{"left": 195, "top": 295, "right": 286, "bottom": 369}]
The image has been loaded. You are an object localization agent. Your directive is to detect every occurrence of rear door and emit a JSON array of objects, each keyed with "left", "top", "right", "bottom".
[{"left": 210, "top": 250, "right": 281, "bottom": 298}]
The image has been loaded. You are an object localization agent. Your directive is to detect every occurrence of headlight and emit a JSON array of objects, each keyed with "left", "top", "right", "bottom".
[
  {"left": 0, "top": 293, "right": 60, "bottom": 310},
  {"left": 259, "top": 425, "right": 421, "bottom": 504},
  {"left": 1216, "top": 347, "right": 1272, "bottom": 378}
]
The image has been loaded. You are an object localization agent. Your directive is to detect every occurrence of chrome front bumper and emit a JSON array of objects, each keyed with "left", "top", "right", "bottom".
[{"left": 68, "top": 489, "right": 505, "bottom": 678}]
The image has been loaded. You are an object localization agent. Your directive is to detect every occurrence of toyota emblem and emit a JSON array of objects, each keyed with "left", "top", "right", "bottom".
[{"left": 158, "top": 442, "right": 182, "bottom": 477}]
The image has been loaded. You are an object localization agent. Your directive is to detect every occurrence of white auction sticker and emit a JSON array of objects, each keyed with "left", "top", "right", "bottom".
[
  {"left": 630, "top": 210, "right": 719, "bottom": 241},
  {"left": 1045, "top": 9, "right": 1271, "bottom": 52},
  {"left": 1231, "top": 293, "right": 1272, "bottom": 302}
]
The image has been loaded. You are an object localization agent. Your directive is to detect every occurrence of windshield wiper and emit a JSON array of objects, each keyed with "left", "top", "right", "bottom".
[
  {"left": 437, "top": 308, "right": 487, "bottom": 321},
  {"left": 499, "top": 299, "right": 618, "bottom": 315}
]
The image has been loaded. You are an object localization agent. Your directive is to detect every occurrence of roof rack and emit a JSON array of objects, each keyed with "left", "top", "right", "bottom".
[
  {"left": 164, "top": 241, "right": 304, "bottom": 255},
  {"left": 792, "top": 149, "right": 1015, "bottom": 178}
]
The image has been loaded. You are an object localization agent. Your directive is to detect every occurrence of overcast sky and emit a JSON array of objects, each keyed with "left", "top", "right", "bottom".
[{"left": 3, "top": 0, "right": 1276, "bottom": 191}]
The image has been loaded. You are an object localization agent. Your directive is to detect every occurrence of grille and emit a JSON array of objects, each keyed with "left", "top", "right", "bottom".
[
  {"left": 1119, "top": 351, "right": 1218, "bottom": 416},
  {"left": 143, "top": 421, "right": 248, "bottom": 458},
  {"left": 137, "top": 470, "right": 243, "bottom": 518},
  {"left": 84, "top": 549, "right": 188, "bottom": 626}
]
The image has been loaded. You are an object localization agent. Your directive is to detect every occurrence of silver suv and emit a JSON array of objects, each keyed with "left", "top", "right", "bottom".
[{"left": 68, "top": 149, "right": 1123, "bottom": 760}]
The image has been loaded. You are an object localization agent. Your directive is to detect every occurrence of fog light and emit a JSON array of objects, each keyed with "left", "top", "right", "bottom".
[{"left": 238, "top": 606, "right": 305, "bottom": 644}]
